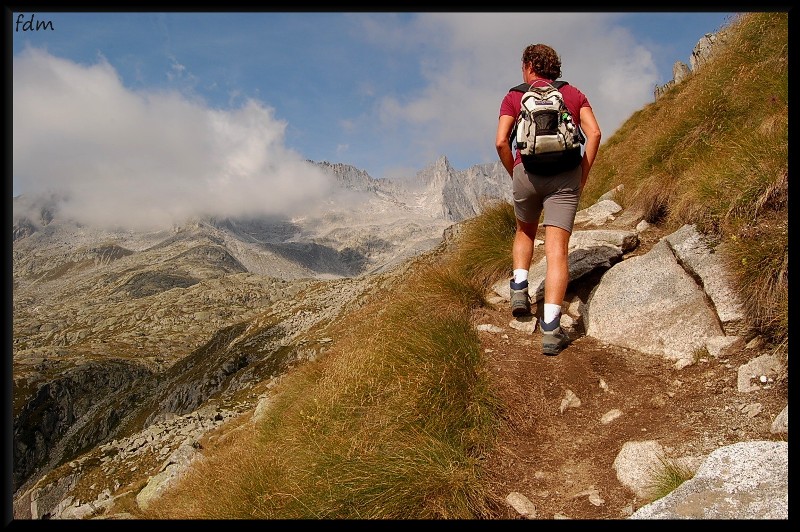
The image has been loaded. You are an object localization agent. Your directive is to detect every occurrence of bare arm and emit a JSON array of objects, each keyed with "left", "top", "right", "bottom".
[
  {"left": 578, "top": 106, "right": 601, "bottom": 190},
  {"left": 495, "top": 114, "right": 517, "bottom": 177}
]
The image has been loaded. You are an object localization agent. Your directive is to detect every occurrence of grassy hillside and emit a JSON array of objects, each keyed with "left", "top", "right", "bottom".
[
  {"left": 138, "top": 12, "right": 788, "bottom": 519},
  {"left": 581, "top": 11, "right": 788, "bottom": 341}
]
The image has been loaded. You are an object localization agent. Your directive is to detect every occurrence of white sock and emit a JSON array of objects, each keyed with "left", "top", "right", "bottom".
[
  {"left": 543, "top": 303, "right": 561, "bottom": 324},
  {"left": 513, "top": 269, "right": 528, "bottom": 284}
]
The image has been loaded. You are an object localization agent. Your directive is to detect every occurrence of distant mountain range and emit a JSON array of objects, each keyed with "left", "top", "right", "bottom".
[
  {"left": 10, "top": 156, "right": 512, "bottom": 494},
  {"left": 13, "top": 156, "right": 512, "bottom": 280}
]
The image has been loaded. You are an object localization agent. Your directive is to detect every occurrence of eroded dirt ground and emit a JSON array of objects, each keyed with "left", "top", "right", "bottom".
[{"left": 474, "top": 286, "right": 788, "bottom": 520}]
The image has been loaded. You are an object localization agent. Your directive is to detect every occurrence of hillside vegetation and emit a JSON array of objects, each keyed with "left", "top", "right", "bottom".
[
  {"left": 140, "top": 12, "right": 788, "bottom": 519},
  {"left": 581, "top": 11, "right": 788, "bottom": 341}
]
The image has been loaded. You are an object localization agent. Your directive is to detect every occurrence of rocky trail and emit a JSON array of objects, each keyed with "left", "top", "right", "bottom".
[{"left": 471, "top": 226, "right": 788, "bottom": 520}]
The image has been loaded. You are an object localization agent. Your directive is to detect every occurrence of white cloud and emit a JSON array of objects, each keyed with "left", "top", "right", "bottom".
[
  {"left": 13, "top": 48, "right": 335, "bottom": 231},
  {"left": 363, "top": 13, "right": 659, "bottom": 169}
]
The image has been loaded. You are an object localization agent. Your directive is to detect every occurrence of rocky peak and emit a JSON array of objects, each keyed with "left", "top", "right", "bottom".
[
  {"left": 412, "top": 157, "right": 512, "bottom": 223},
  {"left": 311, "top": 160, "right": 378, "bottom": 192},
  {"left": 415, "top": 155, "right": 453, "bottom": 189}
]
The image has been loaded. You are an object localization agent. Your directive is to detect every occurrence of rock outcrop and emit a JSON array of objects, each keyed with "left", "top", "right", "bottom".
[{"left": 654, "top": 29, "right": 729, "bottom": 100}]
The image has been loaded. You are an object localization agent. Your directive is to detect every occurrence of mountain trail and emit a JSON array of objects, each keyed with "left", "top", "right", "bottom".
[{"left": 472, "top": 227, "right": 787, "bottom": 520}]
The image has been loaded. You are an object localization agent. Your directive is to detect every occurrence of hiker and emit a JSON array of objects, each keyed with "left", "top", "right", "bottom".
[{"left": 495, "top": 43, "right": 602, "bottom": 355}]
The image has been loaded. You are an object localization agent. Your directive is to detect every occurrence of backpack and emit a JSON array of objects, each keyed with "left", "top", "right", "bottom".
[{"left": 509, "top": 80, "right": 585, "bottom": 176}]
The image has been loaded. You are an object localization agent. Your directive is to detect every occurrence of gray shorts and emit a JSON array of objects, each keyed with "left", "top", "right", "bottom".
[{"left": 512, "top": 163, "right": 582, "bottom": 233}]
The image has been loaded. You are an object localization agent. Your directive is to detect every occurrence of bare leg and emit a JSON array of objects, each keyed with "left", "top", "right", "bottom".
[
  {"left": 543, "top": 224, "right": 571, "bottom": 306},
  {"left": 509, "top": 218, "right": 539, "bottom": 316},
  {"left": 513, "top": 218, "right": 539, "bottom": 271},
  {"left": 539, "top": 224, "right": 573, "bottom": 354}
]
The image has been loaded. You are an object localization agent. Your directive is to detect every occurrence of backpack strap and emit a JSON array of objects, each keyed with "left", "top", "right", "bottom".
[
  {"left": 508, "top": 80, "right": 568, "bottom": 93},
  {"left": 507, "top": 80, "right": 569, "bottom": 143}
]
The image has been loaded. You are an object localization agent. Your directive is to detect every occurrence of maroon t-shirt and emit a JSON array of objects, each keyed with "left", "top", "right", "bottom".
[{"left": 499, "top": 79, "right": 591, "bottom": 167}]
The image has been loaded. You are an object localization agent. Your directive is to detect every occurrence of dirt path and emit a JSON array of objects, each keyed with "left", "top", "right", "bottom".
[{"left": 474, "top": 284, "right": 787, "bottom": 520}]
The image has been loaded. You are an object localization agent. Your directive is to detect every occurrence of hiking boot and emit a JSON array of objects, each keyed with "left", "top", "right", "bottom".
[
  {"left": 540, "top": 317, "right": 569, "bottom": 356},
  {"left": 510, "top": 279, "right": 531, "bottom": 317}
]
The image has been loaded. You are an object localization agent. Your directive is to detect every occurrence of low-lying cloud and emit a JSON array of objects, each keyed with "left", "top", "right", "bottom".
[{"left": 13, "top": 48, "right": 335, "bottom": 231}]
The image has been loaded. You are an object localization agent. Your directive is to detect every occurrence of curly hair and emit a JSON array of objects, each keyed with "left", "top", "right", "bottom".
[{"left": 521, "top": 44, "right": 562, "bottom": 80}]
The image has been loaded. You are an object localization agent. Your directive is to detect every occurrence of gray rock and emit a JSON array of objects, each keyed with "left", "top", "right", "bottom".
[
  {"left": 629, "top": 441, "right": 788, "bottom": 519},
  {"left": 573, "top": 199, "right": 623, "bottom": 227},
  {"left": 612, "top": 440, "right": 667, "bottom": 499},
  {"left": 585, "top": 240, "right": 723, "bottom": 364},
  {"left": 505, "top": 491, "right": 537, "bottom": 519},
  {"left": 770, "top": 405, "right": 788, "bottom": 434},
  {"left": 737, "top": 353, "right": 783, "bottom": 393},
  {"left": 664, "top": 224, "right": 747, "bottom": 335}
]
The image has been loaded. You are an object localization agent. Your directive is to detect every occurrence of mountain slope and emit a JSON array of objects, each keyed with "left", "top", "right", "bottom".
[{"left": 10, "top": 154, "right": 511, "bottom": 495}]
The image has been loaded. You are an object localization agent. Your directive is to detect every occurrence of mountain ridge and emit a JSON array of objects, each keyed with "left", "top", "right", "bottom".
[{"left": 10, "top": 155, "right": 512, "bottom": 495}]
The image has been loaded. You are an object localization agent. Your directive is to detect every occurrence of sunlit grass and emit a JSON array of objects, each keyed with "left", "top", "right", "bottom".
[
  {"left": 449, "top": 199, "right": 517, "bottom": 290},
  {"left": 644, "top": 455, "right": 695, "bottom": 503},
  {"left": 144, "top": 231, "right": 506, "bottom": 519}
]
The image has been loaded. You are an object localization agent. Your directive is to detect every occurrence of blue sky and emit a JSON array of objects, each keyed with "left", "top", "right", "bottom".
[{"left": 12, "top": 11, "right": 738, "bottom": 229}]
